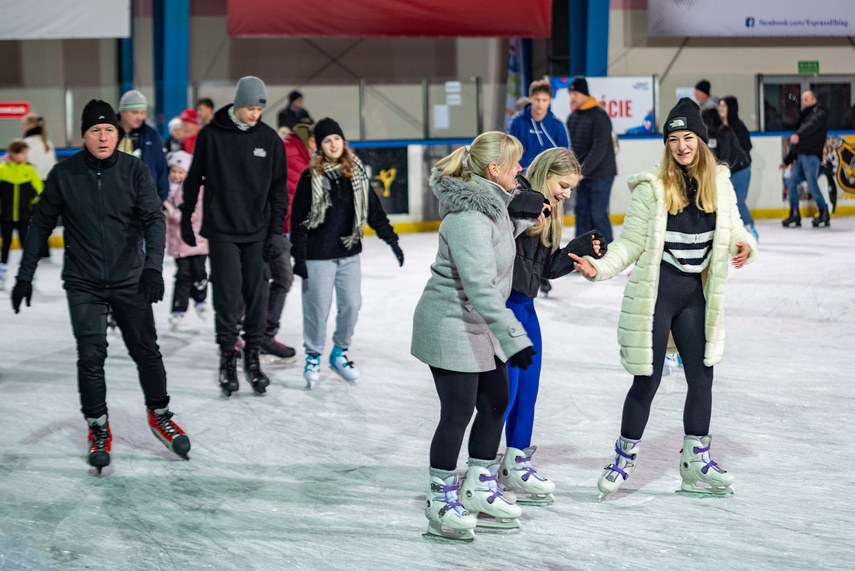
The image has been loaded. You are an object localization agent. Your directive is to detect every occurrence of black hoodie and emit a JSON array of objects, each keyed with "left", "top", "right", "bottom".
[{"left": 182, "top": 104, "right": 288, "bottom": 242}]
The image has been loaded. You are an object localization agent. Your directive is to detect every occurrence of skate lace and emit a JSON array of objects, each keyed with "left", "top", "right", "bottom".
[
  {"left": 693, "top": 444, "right": 719, "bottom": 474},
  {"left": 607, "top": 442, "right": 637, "bottom": 479},
  {"left": 514, "top": 454, "right": 539, "bottom": 482},
  {"left": 89, "top": 424, "right": 111, "bottom": 450},
  {"left": 433, "top": 482, "right": 467, "bottom": 514},
  {"left": 151, "top": 410, "right": 183, "bottom": 438},
  {"left": 478, "top": 474, "right": 502, "bottom": 504},
  {"left": 306, "top": 355, "right": 320, "bottom": 372}
]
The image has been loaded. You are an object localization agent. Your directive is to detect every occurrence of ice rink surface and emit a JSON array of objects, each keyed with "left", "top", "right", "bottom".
[{"left": 1, "top": 216, "right": 854, "bottom": 570}]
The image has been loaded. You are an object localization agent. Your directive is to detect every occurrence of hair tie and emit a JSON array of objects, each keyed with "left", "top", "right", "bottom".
[{"left": 465, "top": 145, "right": 471, "bottom": 152}]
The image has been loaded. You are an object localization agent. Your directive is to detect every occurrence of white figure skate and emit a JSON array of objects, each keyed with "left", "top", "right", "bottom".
[
  {"left": 597, "top": 436, "right": 641, "bottom": 501},
  {"left": 460, "top": 458, "right": 522, "bottom": 530},
  {"left": 498, "top": 446, "right": 554, "bottom": 506},
  {"left": 678, "top": 435, "right": 734, "bottom": 496},
  {"left": 424, "top": 472, "right": 476, "bottom": 542}
]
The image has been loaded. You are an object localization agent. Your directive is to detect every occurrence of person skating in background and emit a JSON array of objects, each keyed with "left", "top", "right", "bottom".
[
  {"left": 163, "top": 150, "right": 209, "bottom": 330},
  {"left": 570, "top": 98, "right": 756, "bottom": 500},
  {"left": 501, "top": 147, "right": 606, "bottom": 506},
  {"left": 411, "top": 132, "right": 545, "bottom": 541},
  {"left": 258, "top": 124, "right": 317, "bottom": 364},
  {"left": 278, "top": 90, "right": 314, "bottom": 131},
  {"left": 165, "top": 117, "right": 184, "bottom": 154},
  {"left": 116, "top": 90, "right": 169, "bottom": 202},
  {"left": 290, "top": 118, "right": 403, "bottom": 389},
  {"left": 181, "top": 76, "right": 289, "bottom": 398},
  {"left": 507, "top": 80, "right": 569, "bottom": 170},
  {"left": 195, "top": 97, "right": 215, "bottom": 126},
  {"left": 702, "top": 108, "right": 752, "bottom": 232},
  {"left": 0, "top": 139, "right": 43, "bottom": 290},
  {"left": 20, "top": 113, "right": 57, "bottom": 182},
  {"left": 718, "top": 96, "right": 757, "bottom": 239},
  {"left": 694, "top": 79, "right": 719, "bottom": 114},
  {"left": 180, "top": 109, "right": 201, "bottom": 154},
  {"left": 566, "top": 76, "right": 618, "bottom": 243},
  {"left": 10, "top": 100, "right": 190, "bottom": 474},
  {"left": 779, "top": 90, "right": 830, "bottom": 228}
]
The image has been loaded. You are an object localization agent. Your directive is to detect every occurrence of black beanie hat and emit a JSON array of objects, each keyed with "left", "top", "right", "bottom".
[
  {"left": 568, "top": 76, "right": 589, "bottom": 97},
  {"left": 81, "top": 99, "right": 119, "bottom": 136},
  {"left": 313, "top": 117, "right": 344, "bottom": 148},
  {"left": 695, "top": 79, "right": 711, "bottom": 96},
  {"left": 663, "top": 97, "right": 709, "bottom": 144}
]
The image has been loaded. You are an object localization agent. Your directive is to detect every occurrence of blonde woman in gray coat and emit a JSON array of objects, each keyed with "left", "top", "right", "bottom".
[{"left": 412, "top": 132, "right": 546, "bottom": 541}]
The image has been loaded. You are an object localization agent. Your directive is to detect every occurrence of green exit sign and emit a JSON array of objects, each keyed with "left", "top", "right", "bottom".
[{"left": 798, "top": 61, "right": 819, "bottom": 73}]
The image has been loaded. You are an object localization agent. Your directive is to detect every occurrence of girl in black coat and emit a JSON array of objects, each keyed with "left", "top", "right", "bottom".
[{"left": 717, "top": 96, "right": 757, "bottom": 239}]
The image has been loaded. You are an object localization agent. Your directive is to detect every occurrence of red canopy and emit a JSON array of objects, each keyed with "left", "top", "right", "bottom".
[{"left": 227, "top": 0, "right": 553, "bottom": 38}]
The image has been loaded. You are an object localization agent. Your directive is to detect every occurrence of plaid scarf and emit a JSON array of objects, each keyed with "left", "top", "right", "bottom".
[{"left": 303, "top": 154, "right": 370, "bottom": 249}]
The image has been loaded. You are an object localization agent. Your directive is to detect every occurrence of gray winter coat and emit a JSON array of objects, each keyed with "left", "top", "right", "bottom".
[{"left": 411, "top": 170, "right": 533, "bottom": 372}]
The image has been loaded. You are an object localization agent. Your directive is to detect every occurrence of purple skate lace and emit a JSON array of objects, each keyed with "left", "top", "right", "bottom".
[
  {"left": 692, "top": 443, "right": 721, "bottom": 475},
  {"left": 606, "top": 442, "right": 637, "bottom": 479},
  {"left": 478, "top": 473, "right": 502, "bottom": 504},
  {"left": 514, "top": 454, "right": 538, "bottom": 482},
  {"left": 433, "top": 480, "right": 467, "bottom": 515}
]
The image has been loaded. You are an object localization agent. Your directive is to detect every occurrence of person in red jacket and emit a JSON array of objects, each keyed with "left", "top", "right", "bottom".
[{"left": 258, "top": 124, "right": 315, "bottom": 363}]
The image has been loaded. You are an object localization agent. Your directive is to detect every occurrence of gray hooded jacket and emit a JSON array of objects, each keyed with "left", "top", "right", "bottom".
[{"left": 411, "top": 170, "right": 532, "bottom": 372}]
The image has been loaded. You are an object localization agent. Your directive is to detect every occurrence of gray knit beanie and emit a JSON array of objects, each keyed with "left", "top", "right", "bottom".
[
  {"left": 118, "top": 90, "right": 148, "bottom": 112},
  {"left": 233, "top": 76, "right": 267, "bottom": 109}
]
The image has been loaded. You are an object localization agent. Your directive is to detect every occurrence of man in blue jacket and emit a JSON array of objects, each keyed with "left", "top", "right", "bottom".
[
  {"left": 117, "top": 90, "right": 169, "bottom": 202},
  {"left": 508, "top": 80, "right": 569, "bottom": 169}
]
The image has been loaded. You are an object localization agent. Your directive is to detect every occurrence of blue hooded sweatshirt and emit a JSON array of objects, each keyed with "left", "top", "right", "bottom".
[{"left": 508, "top": 104, "right": 570, "bottom": 168}]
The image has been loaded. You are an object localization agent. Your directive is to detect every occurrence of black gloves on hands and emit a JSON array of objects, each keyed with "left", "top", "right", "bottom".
[
  {"left": 263, "top": 233, "right": 286, "bottom": 262},
  {"left": 508, "top": 346, "right": 537, "bottom": 370},
  {"left": 293, "top": 260, "right": 308, "bottom": 280},
  {"left": 180, "top": 213, "right": 196, "bottom": 247},
  {"left": 390, "top": 241, "right": 404, "bottom": 267},
  {"left": 11, "top": 279, "right": 32, "bottom": 314},
  {"left": 138, "top": 269, "right": 165, "bottom": 304},
  {"left": 508, "top": 190, "right": 548, "bottom": 220},
  {"left": 564, "top": 230, "right": 608, "bottom": 260}
]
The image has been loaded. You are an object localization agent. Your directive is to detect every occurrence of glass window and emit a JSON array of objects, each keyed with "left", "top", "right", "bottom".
[
  {"left": 762, "top": 83, "right": 801, "bottom": 131},
  {"left": 811, "top": 82, "right": 852, "bottom": 130}
]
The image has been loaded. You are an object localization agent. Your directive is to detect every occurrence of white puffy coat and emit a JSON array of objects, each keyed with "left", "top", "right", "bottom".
[{"left": 587, "top": 165, "right": 757, "bottom": 376}]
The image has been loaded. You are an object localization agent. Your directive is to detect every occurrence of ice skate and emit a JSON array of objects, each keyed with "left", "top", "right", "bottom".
[
  {"left": 0, "top": 262, "right": 7, "bottom": 291},
  {"left": 219, "top": 349, "right": 240, "bottom": 398},
  {"left": 781, "top": 207, "right": 801, "bottom": 228},
  {"left": 194, "top": 301, "right": 208, "bottom": 320},
  {"left": 498, "top": 446, "right": 554, "bottom": 506},
  {"left": 304, "top": 354, "right": 321, "bottom": 389},
  {"left": 424, "top": 470, "right": 477, "bottom": 542},
  {"left": 86, "top": 414, "right": 112, "bottom": 475},
  {"left": 597, "top": 436, "right": 640, "bottom": 501},
  {"left": 106, "top": 311, "right": 119, "bottom": 336},
  {"left": 811, "top": 207, "right": 830, "bottom": 228},
  {"left": 242, "top": 347, "right": 270, "bottom": 395},
  {"left": 168, "top": 312, "right": 184, "bottom": 331},
  {"left": 147, "top": 406, "right": 191, "bottom": 459},
  {"left": 260, "top": 339, "right": 297, "bottom": 365},
  {"left": 677, "top": 435, "right": 734, "bottom": 496},
  {"left": 329, "top": 346, "right": 359, "bottom": 384},
  {"left": 459, "top": 458, "right": 522, "bottom": 530}
]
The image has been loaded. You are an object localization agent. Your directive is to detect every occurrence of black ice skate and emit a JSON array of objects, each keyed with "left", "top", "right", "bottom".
[
  {"left": 811, "top": 207, "right": 831, "bottom": 228},
  {"left": 86, "top": 414, "right": 112, "bottom": 475},
  {"left": 781, "top": 207, "right": 801, "bottom": 227},
  {"left": 260, "top": 339, "right": 297, "bottom": 365},
  {"left": 219, "top": 349, "right": 240, "bottom": 398},
  {"left": 147, "top": 406, "right": 191, "bottom": 460},
  {"left": 243, "top": 347, "right": 270, "bottom": 396}
]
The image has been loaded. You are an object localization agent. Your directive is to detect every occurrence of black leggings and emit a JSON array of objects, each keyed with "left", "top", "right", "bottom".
[
  {"left": 621, "top": 265, "right": 714, "bottom": 440},
  {"left": 429, "top": 357, "right": 509, "bottom": 471},
  {"left": 171, "top": 254, "right": 208, "bottom": 313},
  {"left": 1, "top": 221, "right": 29, "bottom": 264}
]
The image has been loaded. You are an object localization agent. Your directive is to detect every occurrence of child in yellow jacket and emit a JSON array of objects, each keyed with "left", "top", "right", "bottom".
[{"left": 0, "top": 139, "right": 43, "bottom": 289}]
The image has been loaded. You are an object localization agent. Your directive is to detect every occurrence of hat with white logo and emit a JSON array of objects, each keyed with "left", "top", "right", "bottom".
[
  {"left": 81, "top": 99, "right": 119, "bottom": 136},
  {"left": 663, "top": 97, "right": 708, "bottom": 144}
]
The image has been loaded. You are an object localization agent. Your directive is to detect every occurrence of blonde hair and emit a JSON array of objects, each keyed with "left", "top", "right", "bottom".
[
  {"left": 525, "top": 148, "right": 581, "bottom": 251},
  {"left": 435, "top": 131, "right": 523, "bottom": 182},
  {"left": 529, "top": 79, "right": 552, "bottom": 98},
  {"left": 309, "top": 140, "right": 356, "bottom": 178},
  {"left": 660, "top": 136, "right": 718, "bottom": 215},
  {"left": 22, "top": 113, "right": 50, "bottom": 153}
]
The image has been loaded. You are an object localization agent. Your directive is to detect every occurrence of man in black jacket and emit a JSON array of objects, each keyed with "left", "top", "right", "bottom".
[
  {"left": 565, "top": 76, "right": 618, "bottom": 242},
  {"left": 181, "top": 76, "right": 289, "bottom": 398},
  {"left": 277, "top": 90, "right": 314, "bottom": 131},
  {"left": 10, "top": 100, "right": 190, "bottom": 474},
  {"left": 780, "top": 90, "right": 830, "bottom": 228}
]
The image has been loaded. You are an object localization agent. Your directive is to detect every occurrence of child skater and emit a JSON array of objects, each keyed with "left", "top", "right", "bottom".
[
  {"left": 164, "top": 150, "right": 209, "bottom": 329},
  {"left": 290, "top": 118, "right": 403, "bottom": 389},
  {"left": 0, "top": 139, "right": 43, "bottom": 289},
  {"left": 569, "top": 98, "right": 757, "bottom": 500},
  {"left": 500, "top": 147, "right": 606, "bottom": 505}
]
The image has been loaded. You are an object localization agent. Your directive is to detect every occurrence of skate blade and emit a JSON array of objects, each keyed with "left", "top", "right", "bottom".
[
  {"left": 423, "top": 522, "right": 475, "bottom": 542},
  {"left": 676, "top": 482, "right": 734, "bottom": 496},
  {"left": 474, "top": 514, "right": 520, "bottom": 531},
  {"left": 328, "top": 365, "right": 359, "bottom": 385},
  {"left": 515, "top": 493, "right": 554, "bottom": 507},
  {"left": 260, "top": 355, "right": 297, "bottom": 366}
]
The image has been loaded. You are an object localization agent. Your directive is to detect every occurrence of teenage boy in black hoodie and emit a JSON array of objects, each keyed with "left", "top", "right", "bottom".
[
  {"left": 180, "top": 76, "right": 289, "bottom": 398},
  {"left": 11, "top": 99, "right": 190, "bottom": 474}
]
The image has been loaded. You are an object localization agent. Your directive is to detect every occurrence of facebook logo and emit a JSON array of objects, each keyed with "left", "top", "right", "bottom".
[{"left": 745, "top": 17, "right": 755, "bottom": 27}]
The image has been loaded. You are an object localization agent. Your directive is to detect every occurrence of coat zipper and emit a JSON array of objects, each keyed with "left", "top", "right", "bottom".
[{"left": 97, "top": 162, "right": 108, "bottom": 286}]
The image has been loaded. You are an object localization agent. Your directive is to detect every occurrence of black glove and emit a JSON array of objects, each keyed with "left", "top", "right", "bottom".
[
  {"left": 508, "top": 346, "right": 536, "bottom": 370},
  {"left": 390, "top": 241, "right": 404, "bottom": 267},
  {"left": 293, "top": 260, "right": 308, "bottom": 280},
  {"left": 11, "top": 279, "right": 32, "bottom": 314},
  {"left": 563, "top": 230, "right": 608, "bottom": 260},
  {"left": 137, "top": 269, "right": 165, "bottom": 304},
  {"left": 180, "top": 213, "right": 196, "bottom": 248},
  {"left": 508, "top": 190, "right": 548, "bottom": 220},
  {"left": 263, "top": 233, "right": 286, "bottom": 261}
]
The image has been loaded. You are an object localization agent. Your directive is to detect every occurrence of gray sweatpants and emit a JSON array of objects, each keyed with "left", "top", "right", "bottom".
[{"left": 301, "top": 255, "right": 361, "bottom": 355}]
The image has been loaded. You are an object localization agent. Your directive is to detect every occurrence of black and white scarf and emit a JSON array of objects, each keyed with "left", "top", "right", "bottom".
[{"left": 303, "top": 154, "right": 370, "bottom": 249}]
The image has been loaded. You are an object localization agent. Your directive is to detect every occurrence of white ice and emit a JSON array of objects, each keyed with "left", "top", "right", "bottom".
[{"left": 1, "top": 217, "right": 854, "bottom": 570}]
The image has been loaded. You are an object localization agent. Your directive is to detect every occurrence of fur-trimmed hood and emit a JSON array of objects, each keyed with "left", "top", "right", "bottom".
[{"left": 429, "top": 169, "right": 513, "bottom": 220}]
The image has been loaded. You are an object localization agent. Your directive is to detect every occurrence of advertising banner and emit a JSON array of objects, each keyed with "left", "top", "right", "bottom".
[
  {"left": 648, "top": 0, "right": 854, "bottom": 37},
  {"left": 0, "top": 102, "right": 31, "bottom": 119},
  {"left": 551, "top": 77, "right": 655, "bottom": 136},
  {"left": 504, "top": 39, "right": 527, "bottom": 133},
  {"left": 354, "top": 146, "right": 409, "bottom": 215}
]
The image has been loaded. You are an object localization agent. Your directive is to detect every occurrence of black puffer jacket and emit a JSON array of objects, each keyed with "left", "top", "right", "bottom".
[
  {"left": 17, "top": 149, "right": 164, "bottom": 289},
  {"left": 708, "top": 129, "right": 750, "bottom": 174},
  {"left": 566, "top": 103, "right": 617, "bottom": 179},
  {"left": 783, "top": 104, "right": 828, "bottom": 164},
  {"left": 510, "top": 232, "right": 578, "bottom": 298}
]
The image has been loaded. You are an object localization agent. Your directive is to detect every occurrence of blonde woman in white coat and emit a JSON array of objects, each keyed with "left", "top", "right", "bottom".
[{"left": 571, "top": 98, "right": 757, "bottom": 500}]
